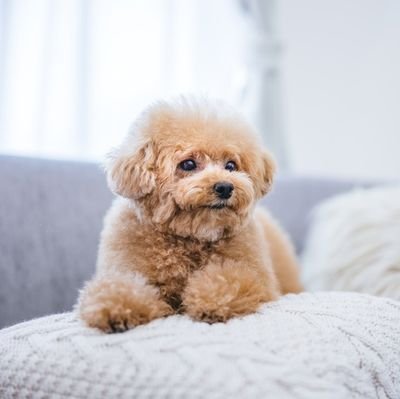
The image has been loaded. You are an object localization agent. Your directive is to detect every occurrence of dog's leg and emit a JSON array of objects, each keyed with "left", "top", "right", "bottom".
[
  {"left": 182, "top": 260, "right": 279, "bottom": 323},
  {"left": 77, "top": 271, "right": 173, "bottom": 333}
]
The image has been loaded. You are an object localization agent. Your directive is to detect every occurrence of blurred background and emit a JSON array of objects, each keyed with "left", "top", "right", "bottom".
[{"left": 0, "top": 0, "right": 399, "bottom": 180}]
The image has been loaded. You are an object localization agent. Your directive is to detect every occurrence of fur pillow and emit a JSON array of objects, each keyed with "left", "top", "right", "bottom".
[{"left": 302, "top": 186, "right": 400, "bottom": 300}]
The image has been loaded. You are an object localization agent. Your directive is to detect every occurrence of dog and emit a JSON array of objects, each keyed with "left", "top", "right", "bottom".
[{"left": 77, "top": 97, "right": 302, "bottom": 332}]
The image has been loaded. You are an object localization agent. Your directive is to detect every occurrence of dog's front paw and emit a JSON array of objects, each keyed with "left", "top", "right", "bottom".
[
  {"left": 182, "top": 261, "right": 277, "bottom": 323},
  {"left": 77, "top": 273, "right": 173, "bottom": 333}
]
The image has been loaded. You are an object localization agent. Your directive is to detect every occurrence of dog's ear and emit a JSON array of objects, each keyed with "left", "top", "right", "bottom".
[
  {"left": 106, "top": 140, "right": 156, "bottom": 199},
  {"left": 254, "top": 150, "right": 276, "bottom": 198}
]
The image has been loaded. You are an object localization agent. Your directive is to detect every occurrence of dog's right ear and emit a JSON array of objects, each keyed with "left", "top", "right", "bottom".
[{"left": 106, "top": 140, "right": 156, "bottom": 199}]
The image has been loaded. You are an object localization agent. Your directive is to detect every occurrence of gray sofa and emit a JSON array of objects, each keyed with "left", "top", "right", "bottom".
[
  {"left": 0, "top": 155, "right": 365, "bottom": 329},
  {"left": 3, "top": 155, "right": 400, "bottom": 399}
]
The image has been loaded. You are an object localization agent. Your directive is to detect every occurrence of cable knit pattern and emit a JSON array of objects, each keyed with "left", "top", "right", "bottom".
[{"left": 1, "top": 292, "right": 399, "bottom": 399}]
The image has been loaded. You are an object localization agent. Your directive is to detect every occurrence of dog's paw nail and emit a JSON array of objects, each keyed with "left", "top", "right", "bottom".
[
  {"left": 108, "top": 319, "right": 129, "bottom": 333},
  {"left": 197, "top": 312, "right": 225, "bottom": 324}
]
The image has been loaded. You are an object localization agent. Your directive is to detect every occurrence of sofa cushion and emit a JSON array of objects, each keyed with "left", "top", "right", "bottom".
[{"left": 1, "top": 292, "right": 399, "bottom": 398}]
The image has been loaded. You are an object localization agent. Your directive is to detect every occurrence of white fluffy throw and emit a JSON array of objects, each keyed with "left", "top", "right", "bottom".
[
  {"left": 302, "top": 186, "right": 400, "bottom": 300},
  {"left": 1, "top": 292, "right": 399, "bottom": 398}
]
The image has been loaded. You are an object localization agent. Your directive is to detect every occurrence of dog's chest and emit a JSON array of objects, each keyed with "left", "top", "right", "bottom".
[
  {"left": 156, "top": 238, "right": 213, "bottom": 276},
  {"left": 146, "top": 236, "right": 215, "bottom": 301}
]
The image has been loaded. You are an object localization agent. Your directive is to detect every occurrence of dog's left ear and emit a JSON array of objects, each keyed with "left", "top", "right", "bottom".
[
  {"left": 106, "top": 140, "right": 156, "bottom": 199},
  {"left": 254, "top": 150, "right": 276, "bottom": 198}
]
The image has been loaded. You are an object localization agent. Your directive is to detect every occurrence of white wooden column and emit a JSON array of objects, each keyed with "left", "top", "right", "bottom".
[{"left": 239, "top": 0, "right": 288, "bottom": 170}]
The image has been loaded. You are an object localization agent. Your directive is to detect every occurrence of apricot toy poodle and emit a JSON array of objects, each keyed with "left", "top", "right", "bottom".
[{"left": 77, "top": 97, "right": 302, "bottom": 332}]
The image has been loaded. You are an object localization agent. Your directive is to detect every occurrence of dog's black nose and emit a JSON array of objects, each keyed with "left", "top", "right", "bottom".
[{"left": 213, "top": 182, "right": 234, "bottom": 199}]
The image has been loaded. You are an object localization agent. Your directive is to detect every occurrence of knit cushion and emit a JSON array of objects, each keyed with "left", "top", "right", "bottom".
[
  {"left": 302, "top": 186, "right": 400, "bottom": 300},
  {"left": 1, "top": 292, "right": 399, "bottom": 398}
]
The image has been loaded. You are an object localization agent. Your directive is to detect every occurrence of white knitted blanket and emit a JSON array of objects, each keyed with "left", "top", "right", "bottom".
[{"left": 1, "top": 292, "right": 399, "bottom": 399}]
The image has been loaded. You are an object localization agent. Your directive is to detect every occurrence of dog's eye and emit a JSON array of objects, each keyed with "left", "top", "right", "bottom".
[
  {"left": 179, "top": 159, "right": 197, "bottom": 171},
  {"left": 225, "top": 161, "right": 237, "bottom": 172}
]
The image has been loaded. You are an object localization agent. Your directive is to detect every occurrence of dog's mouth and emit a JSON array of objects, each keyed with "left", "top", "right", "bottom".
[{"left": 204, "top": 202, "right": 230, "bottom": 210}]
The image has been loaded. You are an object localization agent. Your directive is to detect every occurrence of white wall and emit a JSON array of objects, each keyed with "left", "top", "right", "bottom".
[
  {"left": 0, "top": 0, "right": 246, "bottom": 161},
  {"left": 278, "top": 0, "right": 400, "bottom": 180}
]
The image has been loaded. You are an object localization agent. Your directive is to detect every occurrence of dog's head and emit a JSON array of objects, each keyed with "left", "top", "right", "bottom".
[{"left": 106, "top": 98, "right": 275, "bottom": 241}]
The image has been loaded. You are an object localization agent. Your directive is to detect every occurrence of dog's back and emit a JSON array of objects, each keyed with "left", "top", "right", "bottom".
[{"left": 255, "top": 207, "right": 303, "bottom": 294}]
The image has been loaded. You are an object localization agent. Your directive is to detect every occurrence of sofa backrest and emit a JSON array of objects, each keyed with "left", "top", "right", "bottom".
[
  {"left": 0, "top": 155, "right": 366, "bottom": 328},
  {"left": 0, "top": 156, "right": 112, "bottom": 328}
]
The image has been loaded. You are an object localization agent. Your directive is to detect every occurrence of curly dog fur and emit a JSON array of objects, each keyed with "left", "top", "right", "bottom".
[{"left": 77, "top": 97, "right": 302, "bottom": 332}]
